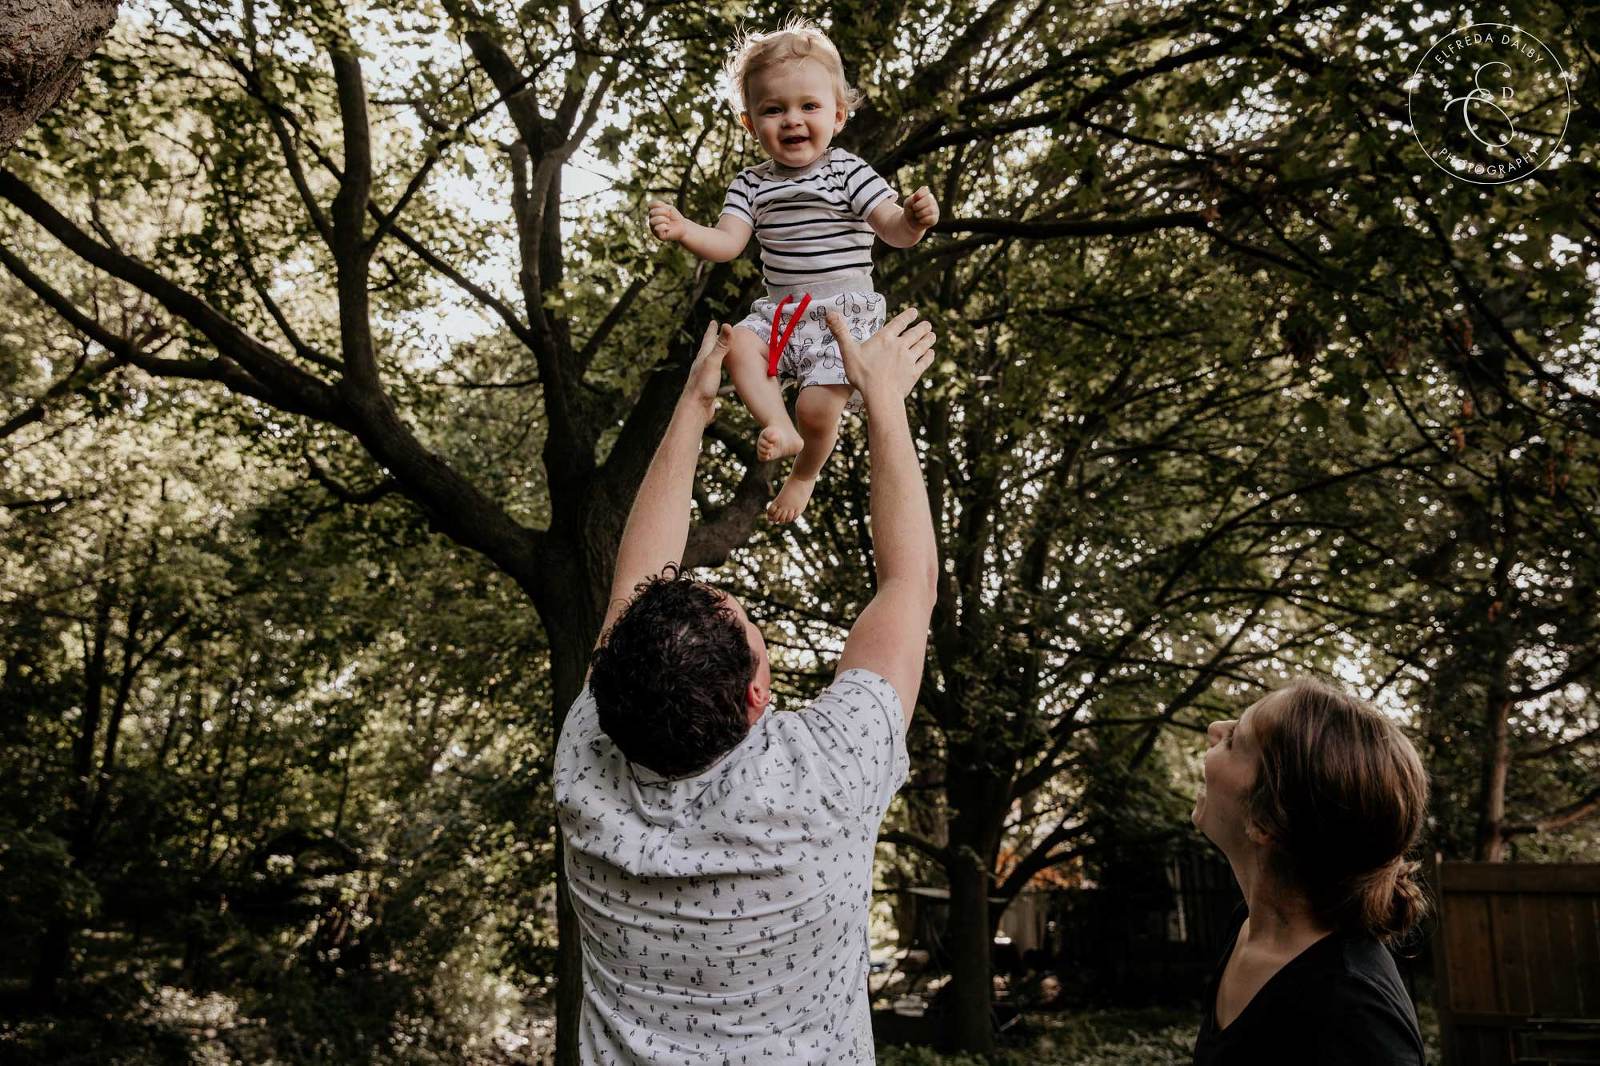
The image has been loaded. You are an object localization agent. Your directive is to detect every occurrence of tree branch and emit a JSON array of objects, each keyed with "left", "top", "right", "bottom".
[
  {"left": 1506, "top": 784, "right": 1600, "bottom": 837},
  {"left": 879, "top": 830, "right": 952, "bottom": 868},
  {"left": 0, "top": 169, "right": 344, "bottom": 422},
  {"left": 682, "top": 456, "right": 773, "bottom": 570},
  {"left": 327, "top": 37, "right": 378, "bottom": 392}
]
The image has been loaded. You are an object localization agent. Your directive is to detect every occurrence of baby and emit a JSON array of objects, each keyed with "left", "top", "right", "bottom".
[{"left": 648, "top": 19, "right": 939, "bottom": 523}]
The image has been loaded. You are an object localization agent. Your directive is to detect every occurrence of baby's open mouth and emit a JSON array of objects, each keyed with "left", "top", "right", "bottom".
[{"left": 782, "top": 135, "right": 808, "bottom": 145}]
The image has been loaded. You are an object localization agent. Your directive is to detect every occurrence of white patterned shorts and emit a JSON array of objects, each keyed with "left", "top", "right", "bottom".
[{"left": 735, "top": 290, "right": 886, "bottom": 415}]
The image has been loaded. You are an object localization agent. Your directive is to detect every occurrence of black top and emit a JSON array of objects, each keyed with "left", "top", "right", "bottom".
[{"left": 1192, "top": 906, "right": 1424, "bottom": 1066}]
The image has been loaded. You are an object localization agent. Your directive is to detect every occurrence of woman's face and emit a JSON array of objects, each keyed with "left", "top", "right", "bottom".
[{"left": 1192, "top": 694, "right": 1276, "bottom": 853}]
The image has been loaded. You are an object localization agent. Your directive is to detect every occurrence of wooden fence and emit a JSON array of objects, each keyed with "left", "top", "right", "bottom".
[{"left": 1434, "top": 861, "right": 1600, "bottom": 1065}]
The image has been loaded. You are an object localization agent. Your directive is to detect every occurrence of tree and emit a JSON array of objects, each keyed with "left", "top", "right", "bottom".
[
  {"left": 3, "top": 0, "right": 1595, "bottom": 1057},
  {"left": 714, "top": 0, "right": 1598, "bottom": 1047},
  {"left": 1, "top": 375, "right": 559, "bottom": 1058},
  {"left": 0, "top": 0, "right": 119, "bottom": 150}
]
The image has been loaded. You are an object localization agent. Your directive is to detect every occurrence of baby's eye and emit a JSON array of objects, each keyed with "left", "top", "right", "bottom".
[
  {"left": 803, "top": 102, "right": 820, "bottom": 110},
  {"left": 764, "top": 107, "right": 781, "bottom": 115}
]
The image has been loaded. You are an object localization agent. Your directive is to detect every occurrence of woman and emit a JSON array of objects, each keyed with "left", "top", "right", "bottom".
[{"left": 1191, "top": 678, "right": 1429, "bottom": 1065}]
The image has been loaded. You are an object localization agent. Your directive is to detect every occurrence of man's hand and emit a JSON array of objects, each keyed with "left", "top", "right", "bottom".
[
  {"left": 827, "top": 307, "right": 936, "bottom": 407},
  {"left": 682, "top": 320, "right": 731, "bottom": 424},
  {"left": 648, "top": 200, "right": 687, "bottom": 242},
  {"left": 904, "top": 186, "right": 940, "bottom": 232}
]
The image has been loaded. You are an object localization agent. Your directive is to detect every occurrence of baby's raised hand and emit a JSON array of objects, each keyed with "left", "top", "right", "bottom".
[
  {"left": 905, "top": 186, "right": 940, "bottom": 231},
  {"left": 648, "top": 200, "right": 687, "bottom": 242}
]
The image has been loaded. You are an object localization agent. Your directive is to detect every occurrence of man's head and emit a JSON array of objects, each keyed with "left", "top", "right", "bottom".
[{"left": 589, "top": 566, "right": 771, "bottom": 778}]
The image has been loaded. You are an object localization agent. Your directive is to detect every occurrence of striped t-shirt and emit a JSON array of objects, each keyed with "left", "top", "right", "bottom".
[{"left": 721, "top": 147, "right": 896, "bottom": 293}]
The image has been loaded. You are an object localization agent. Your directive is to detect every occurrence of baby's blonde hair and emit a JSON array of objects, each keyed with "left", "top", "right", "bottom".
[{"left": 723, "top": 16, "right": 865, "bottom": 116}]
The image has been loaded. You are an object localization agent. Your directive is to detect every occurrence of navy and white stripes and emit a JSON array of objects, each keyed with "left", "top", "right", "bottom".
[{"left": 721, "top": 148, "right": 896, "bottom": 293}]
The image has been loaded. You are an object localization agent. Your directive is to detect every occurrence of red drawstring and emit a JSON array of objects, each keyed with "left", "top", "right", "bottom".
[{"left": 765, "top": 293, "right": 812, "bottom": 377}]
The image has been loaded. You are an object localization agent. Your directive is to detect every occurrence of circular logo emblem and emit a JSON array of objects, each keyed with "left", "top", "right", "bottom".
[{"left": 1407, "top": 23, "right": 1571, "bottom": 185}]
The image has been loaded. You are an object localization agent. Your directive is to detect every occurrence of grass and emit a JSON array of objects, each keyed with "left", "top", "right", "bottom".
[
  {"left": 876, "top": 1007, "right": 1197, "bottom": 1066},
  {"left": 877, "top": 1000, "right": 1443, "bottom": 1066}
]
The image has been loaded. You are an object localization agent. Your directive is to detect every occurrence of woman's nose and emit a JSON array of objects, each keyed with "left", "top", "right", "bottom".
[{"left": 1206, "top": 719, "right": 1232, "bottom": 746}]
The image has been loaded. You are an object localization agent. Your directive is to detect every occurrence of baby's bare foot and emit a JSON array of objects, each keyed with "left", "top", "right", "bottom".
[
  {"left": 757, "top": 424, "right": 803, "bottom": 463},
  {"left": 767, "top": 474, "right": 818, "bottom": 524}
]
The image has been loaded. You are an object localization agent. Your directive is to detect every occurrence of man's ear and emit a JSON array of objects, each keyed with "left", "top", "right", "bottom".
[{"left": 745, "top": 680, "right": 769, "bottom": 726}]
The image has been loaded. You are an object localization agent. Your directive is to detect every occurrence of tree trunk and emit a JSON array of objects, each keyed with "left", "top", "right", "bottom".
[
  {"left": 1474, "top": 692, "right": 1512, "bottom": 862},
  {"left": 938, "top": 758, "right": 1009, "bottom": 1055},
  {"left": 0, "top": 0, "right": 118, "bottom": 150},
  {"left": 942, "top": 850, "right": 994, "bottom": 1054},
  {"left": 32, "top": 591, "right": 113, "bottom": 1004},
  {"left": 1475, "top": 529, "right": 1516, "bottom": 863},
  {"left": 538, "top": 543, "right": 608, "bottom": 1066},
  {"left": 28, "top": 919, "right": 70, "bottom": 1007}
]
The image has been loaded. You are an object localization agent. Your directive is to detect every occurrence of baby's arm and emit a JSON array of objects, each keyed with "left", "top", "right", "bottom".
[
  {"left": 868, "top": 186, "right": 940, "bottom": 248},
  {"left": 649, "top": 202, "right": 752, "bottom": 262}
]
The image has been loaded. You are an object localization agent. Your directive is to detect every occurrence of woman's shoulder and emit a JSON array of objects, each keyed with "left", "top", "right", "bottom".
[
  {"left": 1326, "top": 930, "right": 1412, "bottom": 991},
  {"left": 1292, "top": 934, "right": 1424, "bottom": 1060}
]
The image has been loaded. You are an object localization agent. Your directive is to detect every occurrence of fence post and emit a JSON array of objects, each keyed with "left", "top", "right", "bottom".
[{"left": 1430, "top": 854, "right": 1457, "bottom": 1066}]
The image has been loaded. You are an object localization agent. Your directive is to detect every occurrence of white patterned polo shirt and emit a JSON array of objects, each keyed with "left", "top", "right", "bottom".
[{"left": 554, "top": 668, "right": 909, "bottom": 1064}]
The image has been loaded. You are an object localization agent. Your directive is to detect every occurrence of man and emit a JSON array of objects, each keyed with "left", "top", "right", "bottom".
[{"left": 554, "top": 307, "right": 938, "bottom": 1063}]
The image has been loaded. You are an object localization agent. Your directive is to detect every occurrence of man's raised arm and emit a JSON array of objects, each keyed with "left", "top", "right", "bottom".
[
  {"left": 595, "top": 322, "right": 731, "bottom": 647},
  {"left": 831, "top": 308, "right": 939, "bottom": 724}
]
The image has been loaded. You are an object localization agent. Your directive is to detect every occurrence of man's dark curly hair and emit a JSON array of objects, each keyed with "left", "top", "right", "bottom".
[{"left": 589, "top": 565, "right": 755, "bottom": 778}]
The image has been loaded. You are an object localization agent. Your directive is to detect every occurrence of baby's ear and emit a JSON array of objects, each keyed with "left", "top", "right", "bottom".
[{"left": 738, "top": 112, "right": 754, "bottom": 135}]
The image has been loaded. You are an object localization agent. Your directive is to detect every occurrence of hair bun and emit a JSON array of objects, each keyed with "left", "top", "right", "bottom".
[
  {"left": 1388, "top": 859, "right": 1430, "bottom": 939},
  {"left": 1353, "top": 857, "right": 1429, "bottom": 944}
]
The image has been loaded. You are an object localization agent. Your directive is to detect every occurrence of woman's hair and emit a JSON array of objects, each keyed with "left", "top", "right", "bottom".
[
  {"left": 1246, "top": 678, "right": 1431, "bottom": 943},
  {"left": 588, "top": 565, "right": 755, "bottom": 779},
  {"left": 723, "top": 16, "right": 865, "bottom": 116}
]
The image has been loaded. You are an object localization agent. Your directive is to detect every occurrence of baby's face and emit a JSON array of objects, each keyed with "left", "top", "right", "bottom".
[{"left": 741, "top": 58, "right": 846, "bottom": 168}]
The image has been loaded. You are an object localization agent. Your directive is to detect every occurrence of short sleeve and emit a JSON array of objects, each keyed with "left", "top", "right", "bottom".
[
  {"left": 798, "top": 668, "right": 909, "bottom": 825},
  {"left": 721, "top": 172, "right": 756, "bottom": 225},
  {"left": 836, "top": 151, "right": 896, "bottom": 219},
  {"left": 1309, "top": 974, "right": 1424, "bottom": 1066},
  {"left": 552, "top": 686, "right": 599, "bottom": 817}
]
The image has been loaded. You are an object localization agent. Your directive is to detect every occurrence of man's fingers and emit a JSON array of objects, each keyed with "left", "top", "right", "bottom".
[
  {"left": 825, "top": 310, "right": 853, "bottom": 341},
  {"left": 885, "top": 306, "right": 920, "bottom": 333}
]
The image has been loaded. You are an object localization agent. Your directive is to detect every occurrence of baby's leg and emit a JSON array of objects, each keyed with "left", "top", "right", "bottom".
[
  {"left": 726, "top": 327, "right": 802, "bottom": 462},
  {"left": 767, "top": 383, "right": 850, "bottom": 524}
]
